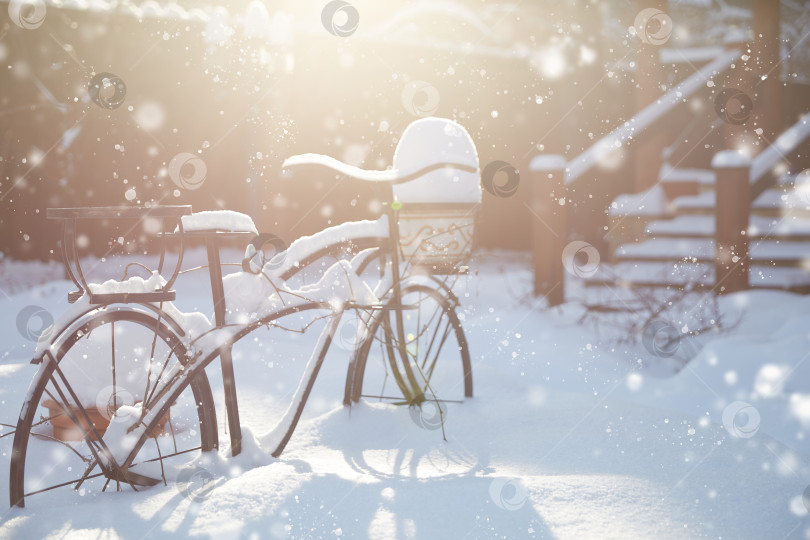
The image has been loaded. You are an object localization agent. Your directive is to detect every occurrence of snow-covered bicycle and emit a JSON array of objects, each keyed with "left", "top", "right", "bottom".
[{"left": 9, "top": 118, "right": 481, "bottom": 507}]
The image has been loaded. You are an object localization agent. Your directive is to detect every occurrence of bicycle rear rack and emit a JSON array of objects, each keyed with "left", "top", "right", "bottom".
[{"left": 47, "top": 206, "right": 192, "bottom": 304}]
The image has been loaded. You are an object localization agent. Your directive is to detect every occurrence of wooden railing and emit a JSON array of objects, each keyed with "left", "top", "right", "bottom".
[
  {"left": 532, "top": 109, "right": 810, "bottom": 301},
  {"left": 749, "top": 111, "right": 810, "bottom": 197},
  {"left": 564, "top": 49, "right": 741, "bottom": 185},
  {"left": 531, "top": 49, "right": 742, "bottom": 304},
  {"left": 715, "top": 111, "right": 810, "bottom": 294}
]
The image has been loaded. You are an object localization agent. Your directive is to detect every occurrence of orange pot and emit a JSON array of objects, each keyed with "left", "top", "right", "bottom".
[{"left": 43, "top": 400, "right": 169, "bottom": 442}]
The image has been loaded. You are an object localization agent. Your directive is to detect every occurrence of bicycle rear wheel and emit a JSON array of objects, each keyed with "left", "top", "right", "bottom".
[
  {"left": 346, "top": 283, "right": 472, "bottom": 407},
  {"left": 9, "top": 308, "right": 217, "bottom": 507}
]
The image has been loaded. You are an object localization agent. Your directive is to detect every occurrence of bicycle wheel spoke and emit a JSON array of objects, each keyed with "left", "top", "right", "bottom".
[
  {"left": 142, "top": 308, "right": 166, "bottom": 408},
  {"left": 420, "top": 309, "right": 450, "bottom": 372},
  {"left": 43, "top": 384, "right": 106, "bottom": 464},
  {"left": 111, "top": 322, "right": 117, "bottom": 415},
  {"left": 74, "top": 459, "right": 100, "bottom": 492},
  {"left": 31, "top": 431, "right": 91, "bottom": 463},
  {"left": 351, "top": 284, "right": 471, "bottom": 407},
  {"left": 375, "top": 330, "right": 390, "bottom": 401},
  {"left": 11, "top": 311, "right": 217, "bottom": 507},
  {"left": 50, "top": 361, "right": 116, "bottom": 466},
  {"left": 24, "top": 469, "right": 109, "bottom": 498},
  {"left": 168, "top": 410, "right": 178, "bottom": 455},
  {"left": 152, "top": 434, "right": 167, "bottom": 487},
  {"left": 359, "top": 394, "right": 410, "bottom": 404},
  {"left": 422, "top": 319, "right": 453, "bottom": 387}
]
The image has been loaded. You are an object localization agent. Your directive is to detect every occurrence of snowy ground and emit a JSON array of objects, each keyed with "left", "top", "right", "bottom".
[{"left": 1, "top": 250, "right": 809, "bottom": 539}]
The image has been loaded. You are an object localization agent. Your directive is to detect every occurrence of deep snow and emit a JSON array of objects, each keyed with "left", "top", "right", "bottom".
[{"left": 0, "top": 249, "right": 809, "bottom": 539}]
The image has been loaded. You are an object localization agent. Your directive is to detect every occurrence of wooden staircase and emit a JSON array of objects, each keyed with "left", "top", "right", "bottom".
[
  {"left": 582, "top": 111, "right": 810, "bottom": 306},
  {"left": 528, "top": 40, "right": 810, "bottom": 308}
]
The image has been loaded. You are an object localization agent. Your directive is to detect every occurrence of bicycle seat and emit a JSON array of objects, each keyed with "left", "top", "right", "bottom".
[{"left": 283, "top": 117, "right": 481, "bottom": 204}]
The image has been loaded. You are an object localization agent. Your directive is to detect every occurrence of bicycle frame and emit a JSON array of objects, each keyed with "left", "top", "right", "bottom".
[
  {"left": 14, "top": 118, "right": 481, "bottom": 503},
  {"left": 201, "top": 199, "right": 476, "bottom": 457},
  {"left": 38, "top": 199, "right": 475, "bottom": 461}
]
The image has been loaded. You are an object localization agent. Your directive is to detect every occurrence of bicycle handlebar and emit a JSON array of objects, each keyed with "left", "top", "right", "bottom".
[{"left": 282, "top": 153, "right": 478, "bottom": 185}]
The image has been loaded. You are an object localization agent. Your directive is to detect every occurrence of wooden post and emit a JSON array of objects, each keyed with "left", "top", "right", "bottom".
[
  {"left": 633, "top": 0, "right": 668, "bottom": 192},
  {"left": 713, "top": 150, "right": 751, "bottom": 294},
  {"left": 530, "top": 155, "right": 567, "bottom": 305},
  {"left": 752, "top": 0, "right": 782, "bottom": 142},
  {"left": 719, "top": 36, "right": 754, "bottom": 151}
]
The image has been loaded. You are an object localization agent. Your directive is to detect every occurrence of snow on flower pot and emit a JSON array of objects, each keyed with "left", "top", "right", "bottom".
[
  {"left": 42, "top": 399, "right": 170, "bottom": 442},
  {"left": 390, "top": 118, "right": 482, "bottom": 273}
]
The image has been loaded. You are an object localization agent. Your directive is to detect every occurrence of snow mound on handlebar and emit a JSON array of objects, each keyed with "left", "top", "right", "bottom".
[
  {"left": 283, "top": 118, "right": 481, "bottom": 204},
  {"left": 222, "top": 259, "right": 379, "bottom": 325}
]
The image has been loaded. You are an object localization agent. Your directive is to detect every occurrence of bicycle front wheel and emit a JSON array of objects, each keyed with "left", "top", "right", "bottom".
[
  {"left": 9, "top": 307, "right": 217, "bottom": 508},
  {"left": 347, "top": 283, "right": 472, "bottom": 406}
]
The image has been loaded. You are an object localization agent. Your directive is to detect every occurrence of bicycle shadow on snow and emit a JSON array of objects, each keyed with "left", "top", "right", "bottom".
[{"left": 226, "top": 400, "right": 556, "bottom": 538}]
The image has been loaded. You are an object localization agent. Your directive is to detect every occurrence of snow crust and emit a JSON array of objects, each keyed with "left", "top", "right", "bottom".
[
  {"left": 179, "top": 211, "right": 258, "bottom": 234},
  {"left": 658, "top": 164, "right": 715, "bottom": 185},
  {"left": 609, "top": 184, "right": 669, "bottom": 217},
  {"left": 711, "top": 149, "right": 751, "bottom": 168},
  {"left": 222, "top": 259, "right": 379, "bottom": 327},
  {"left": 87, "top": 270, "right": 166, "bottom": 295},
  {"left": 750, "top": 110, "right": 810, "bottom": 182},
  {"left": 529, "top": 154, "right": 566, "bottom": 171},
  {"left": 271, "top": 216, "right": 389, "bottom": 277},
  {"left": 658, "top": 45, "right": 725, "bottom": 64},
  {"left": 2, "top": 253, "right": 810, "bottom": 538}
]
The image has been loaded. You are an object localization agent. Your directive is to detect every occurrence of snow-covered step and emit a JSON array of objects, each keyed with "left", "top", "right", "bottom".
[
  {"left": 668, "top": 192, "right": 715, "bottom": 214},
  {"left": 645, "top": 214, "right": 810, "bottom": 240},
  {"left": 608, "top": 184, "right": 671, "bottom": 219},
  {"left": 749, "top": 265, "right": 810, "bottom": 290},
  {"left": 672, "top": 189, "right": 810, "bottom": 218},
  {"left": 659, "top": 166, "right": 715, "bottom": 189},
  {"left": 583, "top": 260, "right": 810, "bottom": 292},
  {"left": 615, "top": 237, "right": 810, "bottom": 266},
  {"left": 660, "top": 169, "right": 798, "bottom": 193},
  {"left": 770, "top": 172, "right": 798, "bottom": 189},
  {"left": 584, "top": 261, "right": 713, "bottom": 288}
]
